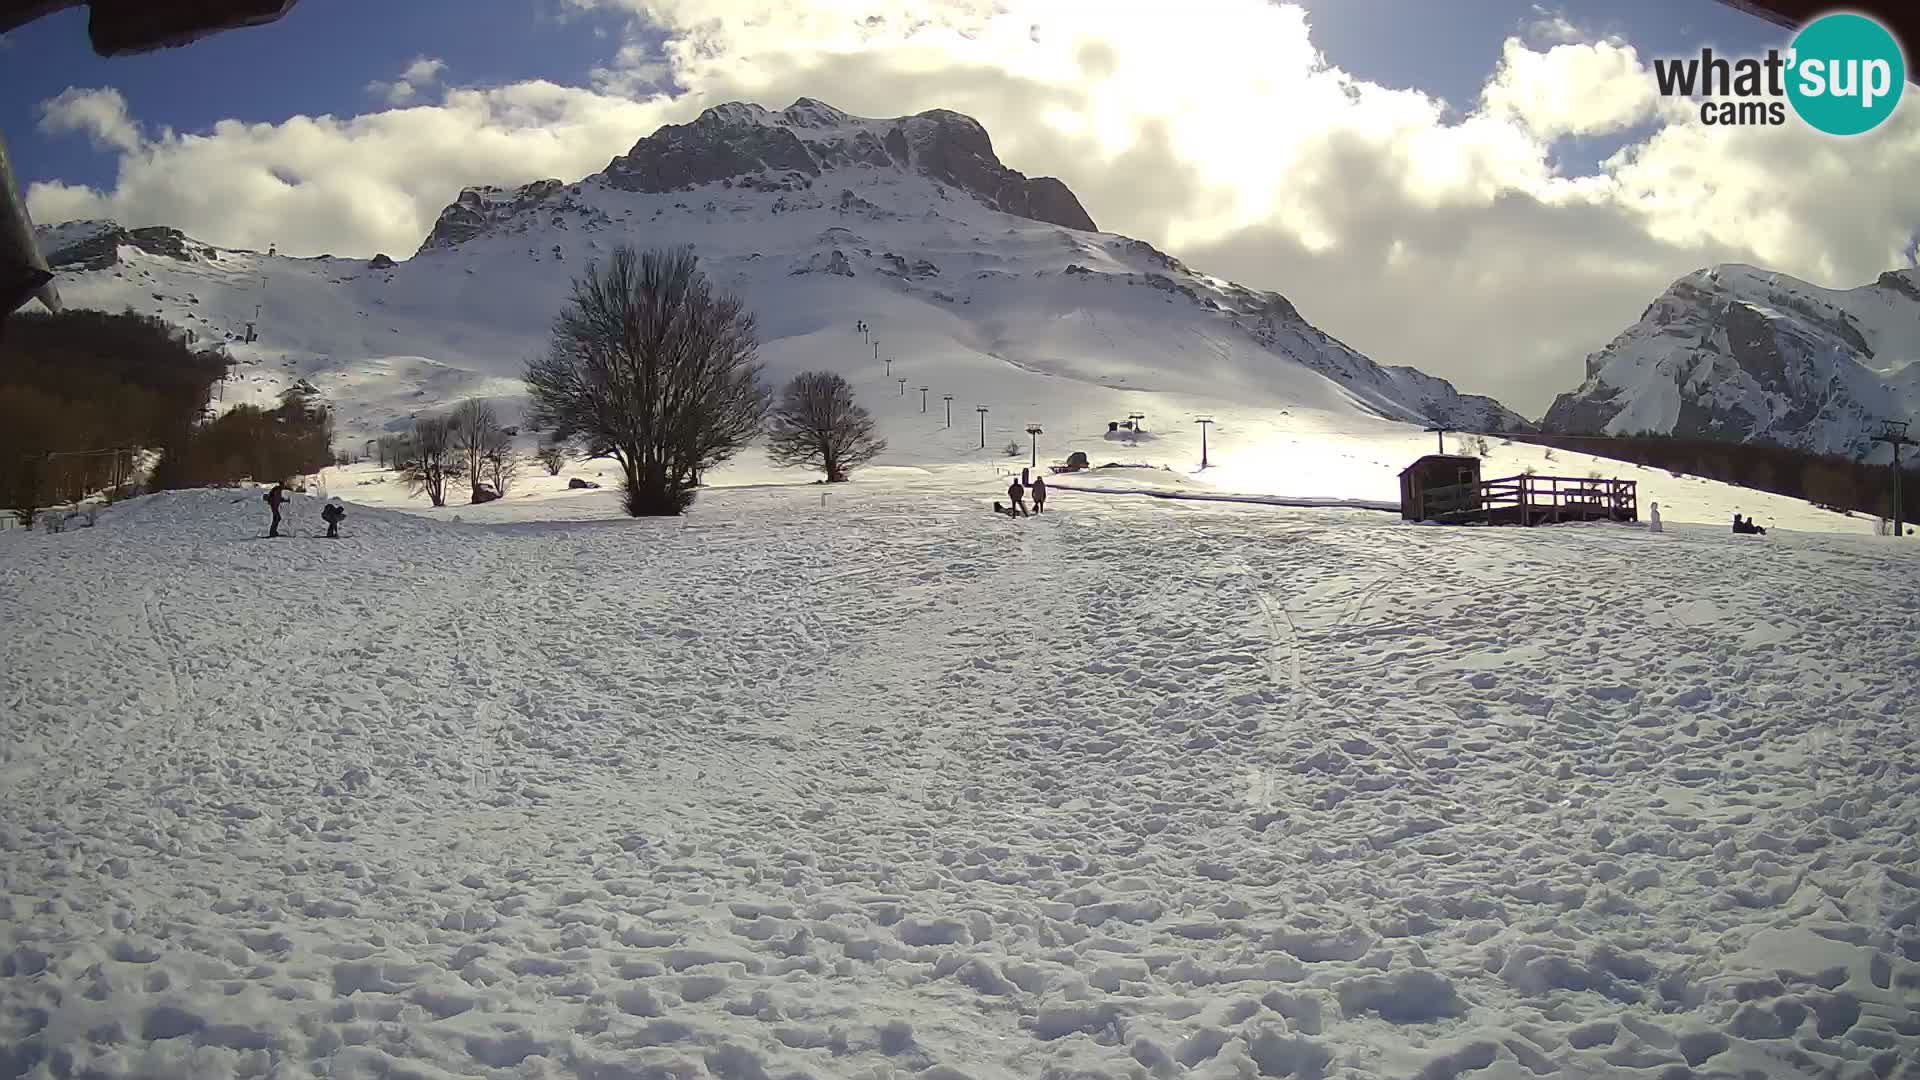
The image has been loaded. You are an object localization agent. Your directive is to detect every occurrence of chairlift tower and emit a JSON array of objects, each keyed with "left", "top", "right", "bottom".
[
  {"left": 918, "top": 386, "right": 929, "bottom": 413},
  {"left": 1872, "top": 420, "right": 1917, "bottom": 536},
  {"left": 942, "top": 394, "right": 953, "bottom": 428},
  {"left": 976, "top": 405, "right": 989, "bottom": 449},
  {"left": 1195, "top": 416, "right": 1215, "bottom": 469},
  {"left": 898, "top": 377, "right": 907, "bottom": 397},
  {"left": 1026, "top": 424, "right": 1044, "bottom": 469}
]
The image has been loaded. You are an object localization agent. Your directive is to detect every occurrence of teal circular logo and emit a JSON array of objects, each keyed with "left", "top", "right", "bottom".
[{"left": 1786, "top": 13, "right": 1906, "bottom": 135}]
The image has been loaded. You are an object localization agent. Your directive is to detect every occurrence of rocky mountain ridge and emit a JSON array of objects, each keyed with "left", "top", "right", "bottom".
[
  {"left": 419, "top": 99, "right": 1095, "bottom": 255},
  {"left": 1542, "top": 263, "right": 1920, "bottom": 460}
]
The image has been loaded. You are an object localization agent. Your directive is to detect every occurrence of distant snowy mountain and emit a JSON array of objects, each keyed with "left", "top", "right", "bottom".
[
  {"left": 33, "top": 98, "right": 1530, "bottom": 453},
  {"left": 1542, "top": 263, "right": 1920, "bottom": 460}
]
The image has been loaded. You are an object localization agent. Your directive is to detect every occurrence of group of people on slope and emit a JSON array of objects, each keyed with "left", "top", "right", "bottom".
[
  {"left": 1731, "top": 513, "right": 1767, "bottom": 536},
  {"left": 996, "top": 471, "right": 1047, "bottom": 518},
  {"left": 264, "top": 483, "right": 348, "bottom": 539}
]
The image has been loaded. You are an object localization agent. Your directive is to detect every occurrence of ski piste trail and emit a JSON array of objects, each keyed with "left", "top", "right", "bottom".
[{"left": 5, "top": 477, "right": 1920, "bottom": 1080}]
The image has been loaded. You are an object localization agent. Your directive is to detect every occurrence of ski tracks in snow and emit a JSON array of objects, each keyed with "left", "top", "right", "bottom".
[{"left": 3, "top": 490, "right": 1920, "bottom": 1080}]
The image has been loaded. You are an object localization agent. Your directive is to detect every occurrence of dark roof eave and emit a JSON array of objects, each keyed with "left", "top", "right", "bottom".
[{"left": 0, "top": 0, "right": 299, "bottom": 56}]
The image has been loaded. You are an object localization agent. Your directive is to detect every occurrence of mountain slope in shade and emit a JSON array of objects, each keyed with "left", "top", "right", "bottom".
[
  {"left": 1542, "top": 263, "right": 1920, "bottom": 460},
  {"left": 34, "top": 98, "right": 1531, "bottom": 458}
]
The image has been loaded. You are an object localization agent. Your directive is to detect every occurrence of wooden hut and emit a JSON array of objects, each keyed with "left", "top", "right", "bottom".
[
  {"left": 1400, "top": 454, "right": 1639, "bottom": 526},
  {"left": 1399, "top": 455, "right": 1483, "bottom": 522}
]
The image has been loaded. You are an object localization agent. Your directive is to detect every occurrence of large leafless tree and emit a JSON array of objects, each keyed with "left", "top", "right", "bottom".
[
  {"left": 766, "top": 371, "right": 886, "bottom": 482},
  {"left": 449, "top": 397, "right": 500, "bottom": 501},
  {"left": 403, "top": 414, "right": 453, "bottom": 507},
  {"left": 525, "top": 245, "right": 769, "bottom": 516}
]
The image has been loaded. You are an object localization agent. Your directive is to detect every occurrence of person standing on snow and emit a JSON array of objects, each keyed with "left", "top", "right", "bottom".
[
  {"left": 1030, "top": 475, "right": 1048, "bottom": 514},
  {"left": 321, "top": 501, "right": 346, "bottom": 539},
  {"left": 1647, "top": 501, "right": 1662, "bottom": 534},
  {"left": 264, "top": 482, "right": 290, "bottom": 538},
  {"left": 1007, "top": 477, "right": 1028, "bottom": 517}
]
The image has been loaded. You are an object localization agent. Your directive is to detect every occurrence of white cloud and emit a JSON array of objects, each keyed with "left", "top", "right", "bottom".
[
  {"left": 29, "top": 82, "right": 676, "bottom": 259},
  {"left": 1480, "top": 37, "right": 1658, "bottom": 139},
  {"left": 27, "top": 0, "right": 1920, "bottom": 415},
  {"left": 37, "top": 86, "right": 144, "bottom": 153},
  {"left": 367, "top": 55, "right": 450, "bottom": 107},
  {"left": 402, "top": 56, "right": 447, "bottom": 84},
  {"left": 1526, "top": 7, "right": 1587, "bottom": 46}
]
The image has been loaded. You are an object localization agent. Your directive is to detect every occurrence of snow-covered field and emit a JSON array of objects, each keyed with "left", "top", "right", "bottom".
[
  {"left": 318, "top": 417, "right": 1886, "bottom": 536},
  {"left": 5, "top": 481, "right": 1919, "bottom": 1080}
]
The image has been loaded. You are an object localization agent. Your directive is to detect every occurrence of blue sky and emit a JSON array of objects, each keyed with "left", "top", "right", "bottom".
[
  {"left": 2, "top": 0, "right": 650, "bottom": 189},
  {"left": 5, "top": 0, "right": 1789, "bottom": 193}
]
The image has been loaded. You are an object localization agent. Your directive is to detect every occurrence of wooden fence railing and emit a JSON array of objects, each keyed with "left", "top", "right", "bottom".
[{"left": 1475, "top": 474, "right": 1637, "bottom": 525}]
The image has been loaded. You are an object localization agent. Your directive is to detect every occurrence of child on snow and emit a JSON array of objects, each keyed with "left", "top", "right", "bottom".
[{"left": 321, "top": 502, "right": 346, "bottom": 539}]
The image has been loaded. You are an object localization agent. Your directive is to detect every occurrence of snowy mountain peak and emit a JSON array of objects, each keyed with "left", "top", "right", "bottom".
[
  {"left": 1543, "top": 261, "right": 1920, "bottom": 457},
  {"left": 778, "top": 97, "right": 854, "bottom": 129},
  {"left": 586, "top": 98, "right": 1097, "bottom": 234}
]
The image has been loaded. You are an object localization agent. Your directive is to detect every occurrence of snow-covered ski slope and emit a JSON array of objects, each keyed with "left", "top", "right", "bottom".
[
  {"left": 5, "top": 484, "right": 1920, "bottom": 1079},
  {"left": 320, "top": 418, "right": 1885, "bottom": 535},
  {"left": 38, "top": 228, "right": 1882, "bottom": 533}
]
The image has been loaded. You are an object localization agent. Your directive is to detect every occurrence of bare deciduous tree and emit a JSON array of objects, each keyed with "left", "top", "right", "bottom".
[
  {"left": 404, "top": 415, "right": 454, "bottom": 507},
  {"left": 536, "top": 442, "right": 568, "bottom": 476},
  {"left": 766, "top": 371, "right": 885, "bottom": 482},
  {"left": 449, "top": 397, "right": 500, "bottom": 501},
  {"left": 526, "top": 245, "right": 769, "bottom": 516},
  {"left": 481, "top": 427, "right": 520, "bottom": 497},
  {"left": 377, "top": 434, "right": 414, "bottom": 472}
]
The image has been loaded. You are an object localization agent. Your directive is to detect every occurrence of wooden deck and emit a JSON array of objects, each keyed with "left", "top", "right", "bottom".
[{"left": 1419, "top": 474, "right": 1637, "bottom": 526}]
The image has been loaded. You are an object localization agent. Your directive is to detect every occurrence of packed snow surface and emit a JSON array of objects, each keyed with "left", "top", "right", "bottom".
[{"left": 4, "top": 483, "right": 1919, "bottom": 1080}]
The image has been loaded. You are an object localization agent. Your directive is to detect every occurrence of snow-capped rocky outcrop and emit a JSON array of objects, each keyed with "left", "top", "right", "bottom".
[
  {"left": 39, "top": 221, "right": 219, "bottom": 271},
  {"left": 596, "top": 99, "right": 1097, "bottom": 233},
  {"left": 1542, "top": 263, "right": 1920, "bottom": 459}
]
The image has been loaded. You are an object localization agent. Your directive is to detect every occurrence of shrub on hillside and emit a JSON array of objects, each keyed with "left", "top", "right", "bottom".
[
  {"left": 0, "top": 308, "right": 226, "bottom": 510},
  {"left": 150, "top": 387, "right": 335, "bottom": 490}
]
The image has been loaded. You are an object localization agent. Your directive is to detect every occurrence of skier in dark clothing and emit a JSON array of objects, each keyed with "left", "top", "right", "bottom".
[
  {"left": 1007, "top": 478, "right": 1028, "bottom": 517},
  {"left": 321, "top": 501, "right": 346, "bottom": 538},
  {"left": 1030, "top": 475, "right": 1048, "bottom": 513},
  {"left": 264, "top": 483, "right": 289, "bottom": 537}
]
